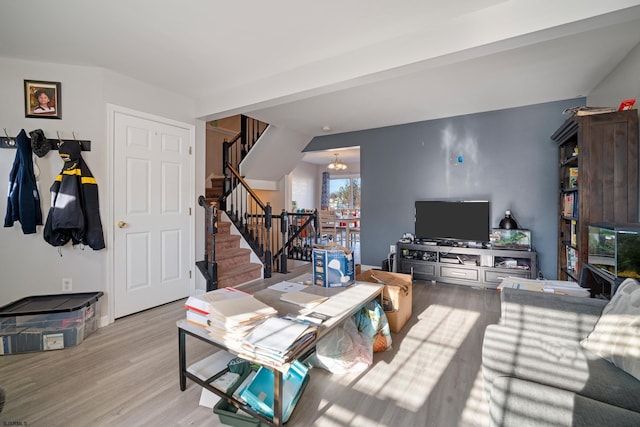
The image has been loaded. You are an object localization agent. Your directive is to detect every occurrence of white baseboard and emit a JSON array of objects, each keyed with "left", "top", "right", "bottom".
[{"left": 99, "top": 315, "right": 111, "bottom": 328}]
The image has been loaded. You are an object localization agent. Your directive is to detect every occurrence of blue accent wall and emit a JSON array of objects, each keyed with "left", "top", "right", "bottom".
[{"left": 305, "top": 99, "right": 585, "bottom": 279}]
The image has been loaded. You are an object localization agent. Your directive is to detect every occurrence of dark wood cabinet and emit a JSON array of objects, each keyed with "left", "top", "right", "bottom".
[
  {"left": 396, "top": 242, "right": 537, "bottom": 287},
  {"left": 551, "top": 110, "right": 639, "bottom": 282}
]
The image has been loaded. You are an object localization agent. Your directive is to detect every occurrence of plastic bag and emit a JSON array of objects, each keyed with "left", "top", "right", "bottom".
[
  {"left": 354, "top": 300, "right": 392, "bottom": 352},
  {"left": 307, "top": 316, "right": 373, "bottom": 374}
]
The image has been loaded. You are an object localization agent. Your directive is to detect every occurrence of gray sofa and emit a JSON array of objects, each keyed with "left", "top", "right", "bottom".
[{"left": 482, "top": 281, "right": 640, "bottom": 427}]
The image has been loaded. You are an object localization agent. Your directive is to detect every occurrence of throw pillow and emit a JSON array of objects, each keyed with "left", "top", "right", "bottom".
[{"left": 580, "top": 278, "right": 640, "bottom": 380}]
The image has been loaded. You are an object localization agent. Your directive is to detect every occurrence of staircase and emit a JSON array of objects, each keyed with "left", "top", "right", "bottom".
[
  {"left": 213, "top": 221, "right": 263, "bottom": 288},
  {"left": 204, "top": 177, "right": 263, "bottom": 288},
  {"left": 205, "top": 177, "right": 224, "bottom": 199},
  {"left": 199, "top": 115, "right": 315, "bottom": 289}
]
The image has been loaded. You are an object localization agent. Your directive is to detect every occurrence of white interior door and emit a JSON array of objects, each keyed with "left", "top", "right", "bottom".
[{"left": 113, "top": 110, "right": 193, "bottom": 318}]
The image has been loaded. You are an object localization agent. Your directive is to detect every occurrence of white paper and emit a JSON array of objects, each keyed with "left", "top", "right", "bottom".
[
  {"left": 244, "top": 317, "right": 314, "bottom": 353},
  {"left": 199, "top": 388, "right": 221, "bottom": 409},
  {"left": 186, "top": 351, "right": 235, "bottom": 381},
  {"left": 268, "top": 281, "right": 307, "bottom": 293},
  {"left": 280, "top": 291, "right": 328, "bottom": 308}
]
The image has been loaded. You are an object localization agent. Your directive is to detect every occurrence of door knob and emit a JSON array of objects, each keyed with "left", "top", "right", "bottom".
[{"left": 117, "top": 221, "right": 127, "bottom": 228}]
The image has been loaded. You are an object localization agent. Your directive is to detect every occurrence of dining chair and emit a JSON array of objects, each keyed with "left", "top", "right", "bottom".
[
  {"left": 346, "top": 221, "right": 360, "bottom": 248},
  {"left": 319, "top": 211, "right": 342, "bottom": 244}
]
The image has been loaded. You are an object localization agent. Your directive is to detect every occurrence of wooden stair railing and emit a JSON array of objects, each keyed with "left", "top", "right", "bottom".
[
  {"left": 206, "top": 114, "right": 320, "bottom": 281},
  {"left": 221, "top": 162, "right": 318, "bottom": 277},
  {"left": 220, "top": 115, "right": 268, "bottom": 211}
]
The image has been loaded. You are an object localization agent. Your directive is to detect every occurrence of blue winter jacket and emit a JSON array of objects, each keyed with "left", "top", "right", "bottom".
[{"left": 4, "top": 129, "right": 43, "bottom": 234}]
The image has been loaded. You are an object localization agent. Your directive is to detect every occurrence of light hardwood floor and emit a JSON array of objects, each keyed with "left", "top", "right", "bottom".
[{"left": 0, "top": 267, "right": 500, "bottom": 427}]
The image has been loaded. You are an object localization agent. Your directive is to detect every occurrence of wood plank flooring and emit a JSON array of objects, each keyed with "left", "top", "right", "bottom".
[{"left": 0, "top": 267, "right": 500, "bottom": 427}]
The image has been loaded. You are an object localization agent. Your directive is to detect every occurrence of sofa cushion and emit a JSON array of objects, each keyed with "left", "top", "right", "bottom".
[
  {"left": 580, "top": 278, "right": 640, "bottom": 381},
  {"left": 489, "top": 376, "right": 640, "bottom": 427},
  {"left": 482, "top": 324, "right": 640, "bottom": 413},
  {"left": 500, "top": 288, "right": 606, "bottom": 341}
]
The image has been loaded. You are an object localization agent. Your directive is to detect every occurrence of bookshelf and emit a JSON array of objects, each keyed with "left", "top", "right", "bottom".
[{"left": 551, "top": 110, "right": 639, "bottom": 282}]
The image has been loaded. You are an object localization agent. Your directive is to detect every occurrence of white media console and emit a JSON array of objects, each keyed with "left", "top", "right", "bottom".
[{"left": 396, "top": 241, "right": 537, "bottom": 288}]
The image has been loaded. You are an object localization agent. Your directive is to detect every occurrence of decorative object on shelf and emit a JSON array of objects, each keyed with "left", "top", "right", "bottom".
[
  {"left": 618, "top": 98, "right": 636, "bottom": 111},
  {"left": 327, "top": 153, "right": 347, "bottom": 170},
  {"left": 24, "top": 80, "right": 61, "bottom": 119},
  {"left": 498, "top": 210, "right": 519, "bottom": 229}
]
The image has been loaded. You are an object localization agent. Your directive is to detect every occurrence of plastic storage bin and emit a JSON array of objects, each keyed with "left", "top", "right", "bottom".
[
  {"left": 214, "top": 399, "right": 268, "bottom": 427},
  {"left": 0, "top": 292, "right": 102, "bottom": 355},
  {"left": 213, "top": 365, "right": 268, "bottom": 427},
  {"left": 239, "top": 360, "right": 309, "bottom": 423}
]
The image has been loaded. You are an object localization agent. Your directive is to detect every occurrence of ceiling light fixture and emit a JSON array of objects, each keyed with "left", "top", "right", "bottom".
[{"left": 327, "top": 153, "right": 347, "bottom": 170}]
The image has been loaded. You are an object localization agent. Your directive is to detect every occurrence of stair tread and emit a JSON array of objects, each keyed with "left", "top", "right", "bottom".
[
  {"left": 216, "top": 247, "right": 251, "bottom": 260},
  {"left": 218, "top": 262, "right": 262, "bottom": 278},
  {"left": 215, "top": 233, "right": 239, "bottom": 242}
]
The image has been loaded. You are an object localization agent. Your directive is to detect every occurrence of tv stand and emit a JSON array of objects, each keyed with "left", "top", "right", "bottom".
[{"left": 396, "top": 241, "right": 537, "bottom": 288}]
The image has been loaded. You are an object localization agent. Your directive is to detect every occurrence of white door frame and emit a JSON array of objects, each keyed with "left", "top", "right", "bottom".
[{"left": 105, "top": 104, "right": 195, "bottom": 325}]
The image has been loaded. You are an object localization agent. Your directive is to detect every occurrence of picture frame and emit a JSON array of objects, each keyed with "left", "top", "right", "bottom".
[{"left": 24, "top": 80, "right": 61, "bottom": 119}]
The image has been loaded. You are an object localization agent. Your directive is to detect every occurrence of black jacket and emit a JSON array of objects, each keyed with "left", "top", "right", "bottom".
[
  {"left": 4, "top": 129, "right": 43, "bottom": 234},
  {"left": 44, "top": 140, "right": 105, "bottom": 250}
]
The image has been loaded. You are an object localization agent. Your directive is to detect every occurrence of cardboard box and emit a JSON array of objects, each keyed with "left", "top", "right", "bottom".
[
  {"left": 313, "top": 244, "right": 355, "bottom": 287},
  {"left": 356, "top": 269, "right": 412, "bottom": 333}
]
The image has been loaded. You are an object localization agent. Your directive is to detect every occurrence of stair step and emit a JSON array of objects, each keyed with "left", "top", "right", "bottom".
[
  {"left": 199, "top": 217, "right": 264, "bottom": 289},
  {"left": 217, "top": 221, "right": 231, "bottom": 234},
  {"left": 214, "top": 233, "right": 241, "bottom": 250},
  {"left": 210, "top": 177, "right": 225, "bottom": 188},
  {"left": 205, "top": 188, "right": 222, "bottom": 199},
  {"left": 218, "top": 262, "right": 263, "bottom": 288},
  {"left": 216, "top": 247, "right": 251, "bottom": 269}
]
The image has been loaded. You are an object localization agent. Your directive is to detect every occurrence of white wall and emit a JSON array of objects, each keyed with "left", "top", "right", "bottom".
[
  {"left": 290, "top": 161, "right": 319, "bottom": 211},
  {"left": 0, "top": 57, "right": 204, "bottom": 317},
  {"left": 588, "top": 42, "right": 640, "bottom": 107}
]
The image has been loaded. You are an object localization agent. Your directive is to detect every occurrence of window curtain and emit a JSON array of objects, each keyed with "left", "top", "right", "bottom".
[{"left": 321, "top": 171, "right": 330, "bottom": 209}]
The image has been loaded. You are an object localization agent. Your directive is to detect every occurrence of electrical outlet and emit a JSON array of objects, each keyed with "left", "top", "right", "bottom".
[
  {"left": 62, "top": 278, "right": 72, "bottom": 292},
  {"left": 389, "top": 244, "right": 396, "bottom": 254}
]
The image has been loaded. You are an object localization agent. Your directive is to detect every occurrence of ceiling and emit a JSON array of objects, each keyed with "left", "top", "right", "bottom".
[
  {"left": 301, "top": 147, "right": 360, "bottom": 166},
  {"left": 2, "top": 1, "right": 640, "bottom": 138}
]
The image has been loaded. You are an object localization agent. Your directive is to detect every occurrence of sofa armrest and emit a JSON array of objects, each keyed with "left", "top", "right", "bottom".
[
  {"left": 490, "top": 376, "right": 640, "bottom": 427},
  {"left": 500, "top": 288, "right": 607, "bottom": 341}
]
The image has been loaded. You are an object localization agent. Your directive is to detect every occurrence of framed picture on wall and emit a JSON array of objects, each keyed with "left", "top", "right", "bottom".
[{"left": 24, "top": 80, "right": 61, "bottom": 119}]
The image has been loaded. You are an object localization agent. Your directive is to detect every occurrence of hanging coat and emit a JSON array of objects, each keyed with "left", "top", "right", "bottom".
[
  {"left": 4, "top": 129, "right": 43, "bottom": 234},
  {"left": 44, "top": 139, "right": 105, "bottom": 250}
]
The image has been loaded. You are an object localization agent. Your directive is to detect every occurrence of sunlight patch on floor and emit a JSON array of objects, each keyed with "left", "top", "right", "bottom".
[
  {"left": 347, "top": 304, "right": 481, "bottom": 412},
  {"left": 460, "top": 364, "right": 492, "bottom": 426},
  {"left": 316, "top": 399, "right": 362, "bottom": 427}
]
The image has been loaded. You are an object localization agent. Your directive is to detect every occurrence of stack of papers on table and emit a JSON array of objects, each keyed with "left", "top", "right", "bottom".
[
  {"left": 279, "top": 291, "right": 328, "bottom": 309},
  {"left": 241, "top": 317, "right": 317, "bottom": 366},
  {"left": 206, "top": 296, "right": 278, "bottom": 349},
  {"left": 184, "top": 287, "right": 252, "bottom": 327}
]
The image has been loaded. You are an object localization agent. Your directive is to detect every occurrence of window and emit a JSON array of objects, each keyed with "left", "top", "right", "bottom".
[{"left": 329, "top": 176, "right": 360, "bottom": 210}]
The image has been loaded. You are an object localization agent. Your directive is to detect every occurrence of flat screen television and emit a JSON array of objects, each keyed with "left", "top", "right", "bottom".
[{"left": 415, "top": 200, "right": 490, "bottom": 243}]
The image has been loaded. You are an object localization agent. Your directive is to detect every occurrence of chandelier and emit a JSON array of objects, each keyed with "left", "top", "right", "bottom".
[{"left": 327, "top": 153, "right": 347, "bottom": 170}]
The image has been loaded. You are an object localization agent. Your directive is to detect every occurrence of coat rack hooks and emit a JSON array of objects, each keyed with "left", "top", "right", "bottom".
[
  {"left": 2, "top": 128, "right": 16, "bottom": 147},
  {"left": 0, "top": 129, "right": 91, "bottom": 151}
]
